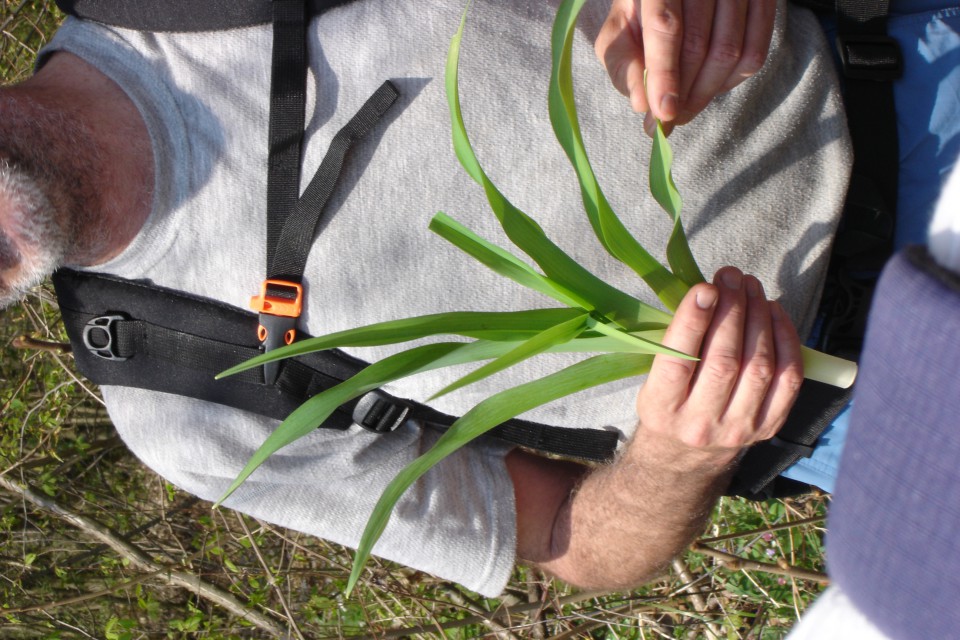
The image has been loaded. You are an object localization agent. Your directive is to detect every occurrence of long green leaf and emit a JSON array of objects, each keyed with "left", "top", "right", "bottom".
[
  {"left": 216, "top": 308, "right": 587, "bottom": 379},
  {"left": 589, "top": 319, "right": 695, "bottom": 359},
  {"left": 429, "top": 312, "right": 592, "bottom": 400},
  {"left": 346, "top": 351, "right": 654, "bottom": 594},
  {"left": 215, "top": 338, "right": 538, "bottom": 506},
  {"left": 430, "top": 212, "right": 583, "bottom": 308},
  {"left": 555, "top": 329, "right": 668, "bottom": 353},
  {"left": 650, "top": 121, "right": 705, "bottom": 286},
  {"left": 548, "top": 0, "right": 688, "bottom": 311},
  {"left": 446, "top": 7, "right": 671, "bottom": 331}
]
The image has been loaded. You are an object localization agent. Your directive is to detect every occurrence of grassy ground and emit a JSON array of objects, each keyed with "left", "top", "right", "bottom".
[{"left": 0, "top": 2, "right": 829, "bottom": 637}]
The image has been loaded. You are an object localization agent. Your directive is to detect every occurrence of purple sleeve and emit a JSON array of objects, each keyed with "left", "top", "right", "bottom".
[{"left": 827, "top": 246, "right": 960, "bottom": 640}]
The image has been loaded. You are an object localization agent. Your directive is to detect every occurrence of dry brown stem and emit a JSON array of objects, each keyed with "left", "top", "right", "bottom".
[
  {"left": 690, "top": 541, "right": 829, "bottom": 584},
  {"left": 0, "top": 474, "right": 287, "bottom": 636}
]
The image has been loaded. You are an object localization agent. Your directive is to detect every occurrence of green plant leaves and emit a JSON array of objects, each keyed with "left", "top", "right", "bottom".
[
  {"left": 345, "top": 351, "right": 655, "bottom": 594},
  {"left": 445, "top": 6, "right": 670, "bottom": 332},
  {"left": 429, "top": 212, "right": 583, "bottom": 309},
  {"left": 216, "top": 338, "right": 530, "bottom": 507},
  {"left": 548, "top": 0, "right": 689, "bottom": 311},
  {"left": 216, "top": 308, "right": 590, "bottom": 379},
  {"left": 650, "top": 122, "right": 705, "bottom": 287},
  {"left": 428, "top": 312, "right": 593, "bottom": 400}
]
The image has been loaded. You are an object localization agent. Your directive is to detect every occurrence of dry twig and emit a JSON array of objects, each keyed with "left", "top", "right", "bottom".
[
  {"left": 690, "top": 542, "right": 828, "bottom": 584},
  {"left": 12, "top": 334, "right": 72, "bottom": 354},
  {"left": 0, "top": 474, "right": 286, "bottom": 636}
]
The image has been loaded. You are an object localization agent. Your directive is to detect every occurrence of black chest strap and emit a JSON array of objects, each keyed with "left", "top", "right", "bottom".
[
  {"left": 53, "top": 268, "right": 623, "bottom": 462},
  {"left": 731, "top": 0, "right": 902, "bottom": 498}
]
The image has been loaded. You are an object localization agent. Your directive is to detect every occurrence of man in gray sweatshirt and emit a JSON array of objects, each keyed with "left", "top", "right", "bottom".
[{"left": 0, "top": 0, "right": 848, "bottom": 595}]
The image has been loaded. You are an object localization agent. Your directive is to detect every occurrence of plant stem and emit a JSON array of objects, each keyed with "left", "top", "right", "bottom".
[{"left": 801, "top": 346, "right": 858, "bottom": 388}]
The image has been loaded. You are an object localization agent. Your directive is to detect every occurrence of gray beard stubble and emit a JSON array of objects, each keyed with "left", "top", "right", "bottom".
[{"left": 0, "top": 94, "right": 106, "bottom": 305}]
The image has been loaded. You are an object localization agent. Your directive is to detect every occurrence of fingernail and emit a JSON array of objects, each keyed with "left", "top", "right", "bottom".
[
  {"left": 643, "top": 112, "right": 656, "bottom": 137},
  {"left": 660, "top": 93, "right": 678, "bottom": 119},
  {"left": 745, "top": 277, "right": 761, "bottom": 298},
  {"left": 771, "top": 301, "right": 784, "bottom": 321},
  {"left": 695, "top": 287, "right": 718, "bottom": 310},
  {"left": 721, "top": 269, "right": 742, "bottom": 290}
]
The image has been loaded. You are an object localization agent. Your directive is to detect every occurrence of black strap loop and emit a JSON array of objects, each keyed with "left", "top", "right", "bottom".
[
  {"left": 269, "top": 80, "right": 399, "bottom": 281},
  {"left": 837, "top": 33, "right": 902, "bottom": 80}
]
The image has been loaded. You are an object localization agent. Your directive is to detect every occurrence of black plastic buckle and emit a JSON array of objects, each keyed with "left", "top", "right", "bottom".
[
  {"left": 249, "top": 279, "right": 303, "bottom": 386},
  {"left": 836, "top": 34, "right": 903, "bottom": 81},
  {"left": 257, "top": 312, "right": 298, "bottom": 386},
  {"left": 82, "top": 315, "right": 128, "bottom": 361},
  {"left": 353, "top": 391, "right": 410, "bottom": 433},
  {"left": 769, "top": 436, "right": 816, "bottom": 459}
]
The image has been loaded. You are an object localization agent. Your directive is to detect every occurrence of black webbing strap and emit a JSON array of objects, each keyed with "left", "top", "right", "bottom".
[
  {"left": 727, "top": 380, "right": 854, "bottom": 499},
  {"left": 265, "top": 0, "right": 308, "bottom": 273},
  {"left": 269, "top": 81, "right": 399, "bottom": 280},
  {"left": 726, "top": 0, "right": 901, "bottom": 498},
  {"left": 54, "top": 0, "right": 355, "bottom": 32},
  {"left": 255, "top": 1, "right": 399, "bottom": 384},
  {"left": 815, "top": 0, "right": 900, "bottom": 359},
  {"left": 52, "top": 269, "right": 622, "bottom": 462},
  {"left": 834, "top": 0, "right": 900, "bottom": 270}
]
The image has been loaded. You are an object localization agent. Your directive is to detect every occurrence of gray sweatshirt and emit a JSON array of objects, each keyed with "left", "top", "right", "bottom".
[{"left": 41, "top": 0, "right": 850, "bottom": 595}]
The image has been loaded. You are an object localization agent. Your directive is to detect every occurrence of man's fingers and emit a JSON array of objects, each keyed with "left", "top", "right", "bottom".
[
  {"left": 640, "top": 0, "right": 684, "bottom": 122},
  {"left": 723, "top": 275, "right": 775, "bottom": 434},
  {"left": 681, "top": 0, "right": 749, "bottom": 122},
  {"left": 599, "top": 0, "right": 775, "bottom": 134},
  {"left": 718, "top": 0, "right": 776, "bottom": 93},
  {"left": 596, "top": 0, "right": 650, "bottom": 112},
  {"left": 753, "top": 301, "right": 804, "bottom": 440},
  {"left": 677, "top": 0, "right": 716, "bottom": 104},
  {"left": 687, "top": 267, "right": 746, "bottom": 418},
  {"left": 640, "top": 282, "right": 718, "bottom": 411}
]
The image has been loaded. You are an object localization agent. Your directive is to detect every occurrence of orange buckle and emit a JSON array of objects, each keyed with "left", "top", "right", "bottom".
[{"left": 249, "top": 279, "right": 303, "bottom": 318}]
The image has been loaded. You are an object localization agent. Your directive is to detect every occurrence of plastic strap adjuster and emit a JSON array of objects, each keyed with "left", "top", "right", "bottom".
[
  {"left": 249, "top": 279, "right": 303, "bottom": 384},
  {"left": 83, "top": 315, "right": 128, "bottom": 361},
  {"left": 353, "top": 391, "right": 410, "bottom": 434},
  {"left": 836, "top": 34, "right": 903, "bottom": 81}
]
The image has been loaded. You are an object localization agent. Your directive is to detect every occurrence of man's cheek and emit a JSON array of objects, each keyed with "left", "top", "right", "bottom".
[{"left": 0, "top": 230, "right": 22, "bottom": 271}]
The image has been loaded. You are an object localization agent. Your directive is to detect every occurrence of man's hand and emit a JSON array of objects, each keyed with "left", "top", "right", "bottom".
[
  {"left": 595, "top": 0, "right": 776, "bottom": 135},
  {"left": 635, "top": 266, "right": 803, "bottom": 466},
  {"left": 509, "top": 266, "right": 803, "bottom": 590}
]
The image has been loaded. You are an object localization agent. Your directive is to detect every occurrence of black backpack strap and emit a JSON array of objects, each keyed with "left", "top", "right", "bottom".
[
  {"left": 726, "top": 380, "right": 853, "bottom": 499},
  {"left": 54, "top": 0, "right": 356, "bottom": 32},
  {"left": 53, "top": 269, "right": 622, "bottom": 462},
  {"left": 254, "top": 79, "right": 399, "bottom": 375},
  {"left": 728, "top": 0, "right": 901, "bottom": 498},
  {"left": 53, "top": 268, "right": 364, "bottom": 426},
  {"left": 248, "top": 1, "right": 400, "bottom": 384},
  {"left": 816, "top": 0, "right": 901, "bottom": 358}
]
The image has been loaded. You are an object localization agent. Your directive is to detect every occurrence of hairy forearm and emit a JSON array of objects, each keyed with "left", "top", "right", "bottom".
[
  {"left": 534, "top": 429, "right": 737, "bottom": 589},
  {"left": 513, "top": 271, "right": 802, "bottom": 589}
]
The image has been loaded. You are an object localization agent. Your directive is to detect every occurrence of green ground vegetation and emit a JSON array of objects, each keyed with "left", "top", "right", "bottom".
[{"left": 0, "top": 2, "right": 828, "bottom": 637}]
